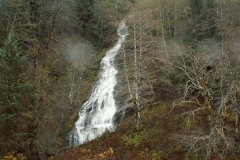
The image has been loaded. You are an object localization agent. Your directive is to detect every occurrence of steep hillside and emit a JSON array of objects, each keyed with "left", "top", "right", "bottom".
[
  {"left": 50, "top": 101, "right": 239, "bottom": 160},
  {"left": 50, "top": 100, "right": 184, "bottom": 160},
  {"left": 1, "top": 0, "right": 240, "bottom": 159},
  {"left": 51, "top": 0, "right": 240, "bottom": 159}
]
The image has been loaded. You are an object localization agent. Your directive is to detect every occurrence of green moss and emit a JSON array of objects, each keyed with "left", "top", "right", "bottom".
[
  {"left": 151, "top": 150, "right": 164, "bottom": 160},
  {"left": 184, "top": 152, "right": 202, "bottom": 160},
  {"left": 122, "top": 133, "right": 144, "bottom": 147}
]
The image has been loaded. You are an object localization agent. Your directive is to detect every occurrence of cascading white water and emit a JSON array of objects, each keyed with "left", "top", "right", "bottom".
[{"left": 68, "top": 21, "right": 128, "bottom": 147}]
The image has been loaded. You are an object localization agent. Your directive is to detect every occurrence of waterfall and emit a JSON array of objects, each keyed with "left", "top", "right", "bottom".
[{"left": 68, "top": 20, "right": 128, "bottom": 147}]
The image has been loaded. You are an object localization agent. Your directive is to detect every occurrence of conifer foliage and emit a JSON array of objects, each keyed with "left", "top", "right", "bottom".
[
  {"left": 75, "top": 0, "right": 100, "bottom": 46},
  {"left": 0, "top": 33, "right": 36, "bottom": 155},
  {"left": 186, "top": 0, "right": 217, "bottom": 48}
]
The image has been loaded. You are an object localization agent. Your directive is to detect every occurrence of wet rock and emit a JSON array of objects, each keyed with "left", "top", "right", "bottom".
[{"left": 113, "top": 104, "right": 136, "bottom": 124}]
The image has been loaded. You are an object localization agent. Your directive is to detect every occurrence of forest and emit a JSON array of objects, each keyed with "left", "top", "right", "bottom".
[{"left": 0, "top": 0, "right": 240, "bottom": 159}]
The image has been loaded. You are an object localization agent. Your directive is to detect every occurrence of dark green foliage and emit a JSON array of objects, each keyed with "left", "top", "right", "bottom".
[
  {"left": 206, "top": 0, "right": 215, "bottom": 8},
  {"left": 75, "top": 0, "right": 101, "bottom": 47},
  {"left": 76, "top": 0, "right": 95, "bottom": 37},
  {"left": 128, "top": 0, "right": 135, "bottom": 3},
  {"left": 0, "top": 0, "right": 13, "bottom": 45},
  {"left": 187, "top": 0, "right": 204, "bottom": 48},
  {"left": 0, "top": 0, "right": 41, "bottom": 50},
  {"left": 29, "top": 0, "right": 41, "bottom": 23},
  {"left": 0, "top": 33, "right": 36, "bottom": 155},
  {"left": 205, "top": 0, "right": 216, "bottom": 38},
  {"left": 190, "top": 0, "right": 204, "bottom": 17},
  {"left": 75, "top": 0, "right": 128, "bottom": 48},
  {"left": 185, "top": 0, "right": 217, "bottom": 48}
]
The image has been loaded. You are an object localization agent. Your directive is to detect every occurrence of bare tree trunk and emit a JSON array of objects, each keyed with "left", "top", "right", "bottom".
[
  {"left": 123, "top": 48, "right": 133, "bottom": 100},
  {"left": 69, "top": 69, "right": 75, "bottom": 106},
  {"left": 133, "top": 16, "right": 141, "bottom": 129},
  {"left": 236, "top": 112, "right": 239, "bottom": 134}
]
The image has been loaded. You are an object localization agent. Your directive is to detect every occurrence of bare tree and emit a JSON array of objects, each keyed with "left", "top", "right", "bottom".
[{"left": 173, "top": 47, "right": 240, "bottom": 158}]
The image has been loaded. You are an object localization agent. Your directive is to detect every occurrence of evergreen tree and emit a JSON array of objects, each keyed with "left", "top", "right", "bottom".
[
  {"left": 0, "top": 33, "right": 36, "bottom": 155},
  {"left": 190, "top": 0, "right": 204, "bottom": 17},
  {"left": 75, "top": 0, "right": 100, "bottom": 46},
  {"left": 190, "top": 0, "right": 204, "bottom": 42},
  {"left": 205, "top": 0, "right": 216, "bottom": 38},
  {"left": 186, "top": 0, "right": 216, "bottom": 48},
  {"left": 0, "top": 0, "right": 13, "bottom": 45},
  {"left": 206, "top": 0, "right": 214, "bottom": 8}
]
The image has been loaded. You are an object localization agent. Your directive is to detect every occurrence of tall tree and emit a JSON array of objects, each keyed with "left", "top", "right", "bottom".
[
  {"left": 187, "top": 0, "right": 204, "bottom": 48},
  {"left": 0, "top": 33, "right": 36, "bottom": 156},
  {"left": 75, "top": 0, "right": 100, "bottom": 46},
  {"left": 186, "top": 0, "right": 217, "bottom": 48},
  {"left": 190, "top": 0, "right": 204, "bottom": 17},
  {"left": 205, "top": 0, "right": 216, "bottom": 38}
]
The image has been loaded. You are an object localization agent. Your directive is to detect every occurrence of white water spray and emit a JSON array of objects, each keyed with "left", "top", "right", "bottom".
[{"left": 68, "top": 21, "right": 128, "bottom": 147}]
